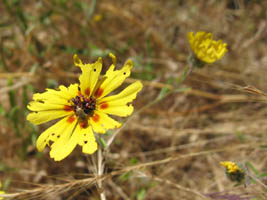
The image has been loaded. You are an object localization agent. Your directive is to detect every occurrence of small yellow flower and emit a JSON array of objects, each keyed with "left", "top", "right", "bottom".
[
  {"left": 188, "top": 31, "right": 227, "bottom": 64},
  {"left": 93, "top": 14, "right": 103, "bottom": 22},
  {"left": 0, "top": 182, "right": 5, "bottom": 200},
  {"left": 27, "top": 54, "right": 143, "bottom": 161},
  {"left": 220, "top": 161, "right": 241, "bottom": 173},
  {"left": 220, "top": 161, "right": 245, "bottom": 183}
]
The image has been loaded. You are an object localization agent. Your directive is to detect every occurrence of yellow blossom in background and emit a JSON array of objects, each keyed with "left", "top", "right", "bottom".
[
  {"left": 27, "top": 54, "right": 143, "bottom": 161},
  {"left": 0, "top": 182, "right": 5, "bottom": 200},
  {"left": 220, "top": 161, "right": 245, "bottom": 183},
  {"left": 93, "top": 14, "right": 103, "bottom": 22},
  {"left": 188, "top": 31, "right": 227, "bottom": 64},
  {"left": 220, "top": 161, "right": 241, "bottom": 173}
]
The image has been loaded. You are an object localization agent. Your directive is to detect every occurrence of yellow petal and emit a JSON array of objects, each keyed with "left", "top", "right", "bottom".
[
  {"left": 27, "top": 110, "right": 72, "bottom": 125},
  {"left": 109, "top": 52, "right": 117, "bottom": 65},
  {"left": 89, "top": 114, "right": 106, "bottom": 133},
  {"left": 27, "top": 101, "right": 66, "bottom": 111},
  {"left": 99, "top": 105, "right": 134, "bottom": 117},
  {"left": 49, "top": 118, "right": 78, "bottom": 161},
  {"left": 98, "top": 81, "right": 143, "bottom": 106},
  {"left": 187, "top": 32, "right": 194, "bottom": 46},
  {"left": 73, "top": 54, "right": 82, "bottom": 67},
  {"left": 0, "top": 190, "right": 5, "bottom": 200},
  {"left": 36, "top": 116, "right": 71, "bottom": 152},
  {"left": 74, "top": 55, "right": 103, "bottom": 97},
  {"left": 33, "top": 84, "right": 78, "bottom": 104},
  {"left": 77, "top": 125, "right": 98, "bottom": 154},
  {"left": 95, "top": 60, "right": 133, "bottom": 99},
  {"left": 94, "top": 110, "right": 121, "bottom": 130}
]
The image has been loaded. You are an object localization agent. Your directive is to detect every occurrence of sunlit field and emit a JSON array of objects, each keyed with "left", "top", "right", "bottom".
[{"left": 0, "top": 1, "right": 267, "bottom": 199}]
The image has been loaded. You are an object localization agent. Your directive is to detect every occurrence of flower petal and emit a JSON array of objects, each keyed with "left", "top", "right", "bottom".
[
  {"left": 27, "top": 101, "right": 66, "bottom": 111},
  {"left": 77, "top": 125, "right": 98, "bottom": 154},
  {"left": 98, "top": 81, "right": 143, "bottom": 106},
  {"left": 188, "top": 31, "right": 227, "bottom": 64},
  {"left": 27, "top": 84, "right": 78, "bottom": 125},
  {"left": 89, "top": 113, "right": 106, "bottom": 133},
  {"left": 33, "top": 84, "right": 78, "bottom": 104},
  {"left": 0, "top": 190, "right": 5, "bottom": 199},
  {"left": 36, "top": 116, "right": 71, "bottom": 152},
  {"left": 95, "top": 59, "right": 133, "bottom": 99},
  {"left": 99, "top": 105, "right": 134, "bottom": 117},
  {"left": 74, "top": 54, "right": 102, "bottom": 97},
  {"left": 27, "top": 110, "right": 72, "bottom": 125},
  {"left": 94, "top": 110, "right": 121, "bottom": 130},
  {"left": 49, "top": 118, "right": 78, "bottom": 161}
]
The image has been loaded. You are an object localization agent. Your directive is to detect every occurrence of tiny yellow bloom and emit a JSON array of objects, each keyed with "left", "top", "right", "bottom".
[
  {"left": 27, "top": 54, "right": 143, "bottom": 161},
  {"left": 0, "top": 182, "right": 5, "bottom": 200},
  {"left": 93, "top": 14, "right": 103, "bottom": 22},
  {"left": 188, "top": 31, "right": 227, "bottom": 64},
  {"left": 220, "top": 161, "right": 241, "bottom": 173},
  {"left": 220, "top": 161, "right": 246, "bottom": 183}
]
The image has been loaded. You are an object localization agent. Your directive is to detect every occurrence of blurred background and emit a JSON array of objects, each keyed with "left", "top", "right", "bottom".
[{"left": 0, "top": 0, "right": 267, "bottom": 199}]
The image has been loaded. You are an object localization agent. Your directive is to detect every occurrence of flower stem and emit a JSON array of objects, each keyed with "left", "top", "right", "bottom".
[{"left": 97, "top": 146, "right": 106, "bottom": 200}]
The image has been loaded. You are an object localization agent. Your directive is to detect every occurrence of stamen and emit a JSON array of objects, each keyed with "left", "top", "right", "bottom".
[{"left": 71, "top": 93, "right": 97, "bottom": 127}]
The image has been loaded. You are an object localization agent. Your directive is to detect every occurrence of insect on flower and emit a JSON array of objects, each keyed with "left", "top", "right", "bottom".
[{"left": 27, "top": 53, "right": 143, "bottom": 161}]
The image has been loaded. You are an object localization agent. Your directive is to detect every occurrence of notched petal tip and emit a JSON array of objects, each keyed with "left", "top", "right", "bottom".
[
  {"left": 125, "top": 59, "right": 133, "bottom": 69},
  {"left": 74, "top": 54, "right": 83, "bottom": 67},
  {"left": 97, "top": 57, "right": 102, "bottom": 64},
  {"left": 109, "top": 53, "right": 116, "bottom": 65}
]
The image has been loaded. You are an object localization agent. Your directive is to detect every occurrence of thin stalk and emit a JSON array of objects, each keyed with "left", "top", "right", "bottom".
[{"left": 97, "top": 146, "right": 106, "bottom": 200}]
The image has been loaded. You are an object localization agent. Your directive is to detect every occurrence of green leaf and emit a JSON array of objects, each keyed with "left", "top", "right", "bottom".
[
  {"left": 130, "top": 157, "right": 138, "bottom": 165},
  {"left": 87, "top": 0, "right": 97, "bottom": 18},
  {"left": 99, "top": 137, "right": 107, "bottom": 149},
  {"left": 0, "top": 104, "right": 6, "bottom": 116},
  {"left": 119, "top": 172, "right": 132, "bottom": 182},
  {"left": 258, "top": 172, "right": 267, "bottom": 178},
  {"left": 176, "top": 65, "right": 190, "bottom": 85},
  {"left": 245, "top": 161, "right": 259, "bottom": 176},
  {"left": 174, "top": 87, "right": 191, "bottom": 93},
  {"left": 157, "top": 87, "right": 170, "bottom": 100},
  {"left": 137, "top": 188, "right": 146, "bottom": 200}
]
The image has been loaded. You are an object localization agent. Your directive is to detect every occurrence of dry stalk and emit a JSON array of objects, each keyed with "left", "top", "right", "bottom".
[
  {"left": 136, "top": 171, "right": 209, "bottom": 199},
  {"left": 1, "top": 145, "right": 250, "bottom": 199}
]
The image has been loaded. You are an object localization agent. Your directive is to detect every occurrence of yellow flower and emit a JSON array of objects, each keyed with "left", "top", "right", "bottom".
[
  {"left": 27, "top": 54, "right": 143, "bottom": 161},
  {"left": 220, "top": 161, "right": 245, "bottom": 183},
  {"left": 0, "top": 182, "right": 5, "bottom": 200},
  {"left": 220, "top": 161, "right": 241, "bottom": 173},
  {"left": 188, "top": 31, "right": 227, "bottom": 64},
  {"left": 93, "top": 14, "right": 103, "bottom": 22}
]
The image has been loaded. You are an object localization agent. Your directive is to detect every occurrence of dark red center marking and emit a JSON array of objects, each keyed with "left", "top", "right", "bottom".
[
  {"left": 94, "top": 88, "right": 103, "bottom": 98},
  {"left": 79, "top": 121, "right": 88, "bottom": 128},
  {"left": 67, "top": 115, "right": 76, "bottom": 123},
  {"left": 100, "top": 102, "right": 108, "bottom": 109},
  {"left": 85, "top": 88, "right": 90, "bottom": 96},
  {"left": 92, "top": 114, "right": 100, "bottom": 122},
  {"left": 63, "top": 105, "right": 73, "bottom": 112}
]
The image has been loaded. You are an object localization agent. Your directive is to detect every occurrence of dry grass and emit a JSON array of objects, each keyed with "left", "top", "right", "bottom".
[{"left": 0, "top": 0, "right": 267, "bottom": 199}]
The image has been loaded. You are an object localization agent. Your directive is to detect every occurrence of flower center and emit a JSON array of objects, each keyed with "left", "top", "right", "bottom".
[{"left": 71, "top": 94, "right": 96, "bottom": 122}]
